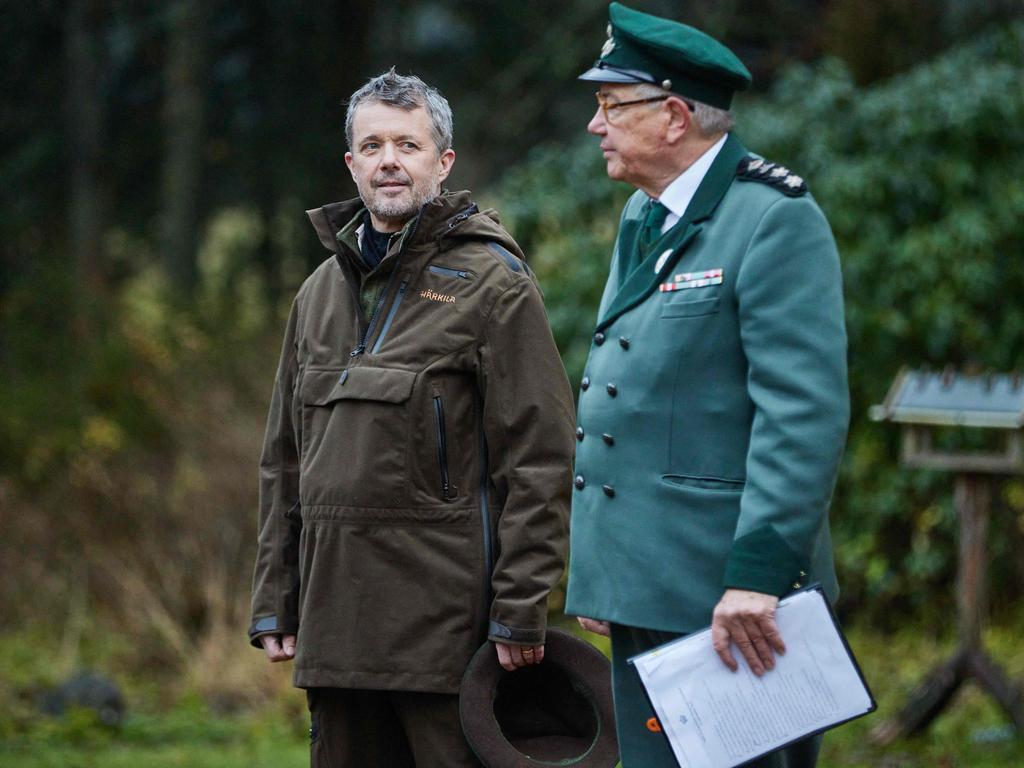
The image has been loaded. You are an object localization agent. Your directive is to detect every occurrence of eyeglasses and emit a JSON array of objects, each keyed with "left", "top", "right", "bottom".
[{"left": 594, "top": 91, "right": 694, "bottom": 124}]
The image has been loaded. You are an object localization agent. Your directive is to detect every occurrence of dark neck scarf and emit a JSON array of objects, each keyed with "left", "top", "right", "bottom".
[{"left": 360, "top": 211, "right": 395, "bottom": 269}]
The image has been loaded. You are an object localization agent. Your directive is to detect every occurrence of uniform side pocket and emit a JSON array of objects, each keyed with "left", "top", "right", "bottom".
[{"left": 661, "top": 473, "right": 745, "bottom": 493}]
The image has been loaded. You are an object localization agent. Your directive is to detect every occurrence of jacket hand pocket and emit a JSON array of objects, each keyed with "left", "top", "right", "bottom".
[{"left": 298, "top": 367, "right": 415, "bottom": 507}]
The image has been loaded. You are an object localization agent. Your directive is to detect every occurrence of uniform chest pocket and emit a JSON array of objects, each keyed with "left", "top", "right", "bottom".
[
  {"left": 298, "top": 367, "right": 416, "bottom": 507},
  {"left": 660, "top": 296, "right": 720, "bottom": 319}
]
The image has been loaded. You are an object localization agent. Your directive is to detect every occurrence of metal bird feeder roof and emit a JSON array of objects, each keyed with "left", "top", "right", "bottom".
[
  {"left": 870, "top": 367, "right": 1024, "bottom": 474},
  {"left": 869, "top": 368, "right": 1024, "bottom": 429}
]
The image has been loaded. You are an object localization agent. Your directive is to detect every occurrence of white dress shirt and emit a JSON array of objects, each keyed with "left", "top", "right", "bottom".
[{"left": 656, "top": 133, "right": 729, "bottom": 234}]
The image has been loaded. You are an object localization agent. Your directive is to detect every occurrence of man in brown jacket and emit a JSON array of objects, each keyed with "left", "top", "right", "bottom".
[{"left": 248, "top": 69, "right": 575, "bottom": 767}]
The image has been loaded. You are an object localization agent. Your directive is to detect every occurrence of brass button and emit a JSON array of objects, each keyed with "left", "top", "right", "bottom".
[
  {"left": 619, "top": 336, "right": 630, "bottom": 350},
  {"left": 581, "top": 376, "right": 590, "bottom": 391},
  {"left": 606, "top": 383, "right": 617, "bottom": 397},
  {"left": 602, "top": 433, "right": 614, "bottom": 446},
  {"left": 594, "top": 332, "right": 606, "bottom": 346},
  {"left": 574, "top": 475, "right": 585, "bottom": 490},
  {"left": 575, "top": 427, "right": 585, "bottom": 442},
  {"left": 602, "top": 485, "right": 616, "bottom": 498}
]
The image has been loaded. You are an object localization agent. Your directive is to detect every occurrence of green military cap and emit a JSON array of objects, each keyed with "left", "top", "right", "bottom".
[{"left": 579, "top": 2, "right": 752, "bottom": 110}]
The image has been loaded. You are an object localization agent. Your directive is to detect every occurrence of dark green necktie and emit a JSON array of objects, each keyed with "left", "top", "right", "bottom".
[{"left": 640, "top": 200, "right": 669, "bottom": 253}]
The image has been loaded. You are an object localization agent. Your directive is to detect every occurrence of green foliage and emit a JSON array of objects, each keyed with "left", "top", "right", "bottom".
[
  {"left": 483, "top": 137, "right": 631, "bottom": 386},
  {"left": 491, "top": 22, "right": 1024, "bottom": 623}
]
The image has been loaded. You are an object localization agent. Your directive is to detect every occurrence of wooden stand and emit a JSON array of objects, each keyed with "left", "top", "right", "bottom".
[{"left": 871, "top": 474, "right": 1024, "bottom": 744}]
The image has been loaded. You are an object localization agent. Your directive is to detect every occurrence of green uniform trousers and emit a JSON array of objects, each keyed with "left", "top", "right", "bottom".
[
  {"left": 306, "top": 687, "right": 482, "bottom": 768},
  {"left": 610, "top": 625, "right": 822, "bottom": 768}
]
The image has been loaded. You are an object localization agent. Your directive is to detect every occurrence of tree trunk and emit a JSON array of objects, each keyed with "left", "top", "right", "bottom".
[
  {"left": 161, "top": 0, "right": 209, "bottom": 293},
  {"left": 66, "top": 0, "right": 107, "bottom": 303}
]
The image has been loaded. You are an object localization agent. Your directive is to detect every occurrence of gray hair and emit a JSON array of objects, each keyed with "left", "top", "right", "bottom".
[
  {"left": 633, "top": 83, "right": 734, "bottom": 137},
  {"left": 345, "top": 68, "right": 454, "bottom": 156}
]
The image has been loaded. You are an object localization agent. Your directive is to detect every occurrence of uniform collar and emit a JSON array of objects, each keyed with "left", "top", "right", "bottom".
[
  {"left": 596, "top": 132, "right": 748, "bottom": 332},
  {"left": 656, "top": 133, "right": 729, "bottom": 229}
]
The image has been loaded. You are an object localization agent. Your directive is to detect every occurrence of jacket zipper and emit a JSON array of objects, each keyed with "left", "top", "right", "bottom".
[
  {"left": 370, "top": 279, "right": 408, "bottom": 354},
  {"left": 349, "top": 267, "right": 399, "bottom": 358},
  {"left": 433, "top": 395, "right": 456, "bottom": 502},
  {"left": 347, "top": 213, "right": 423, "bottom": 361},
  {"left": 428, "top": 265, "right": 472, "bottom": 279},
  {"left": 446, "top": 207, "right": 476, "bottom": 232}
]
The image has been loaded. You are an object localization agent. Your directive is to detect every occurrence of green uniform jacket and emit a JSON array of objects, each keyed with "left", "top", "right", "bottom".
[
  {"left": 249, "top": 191, "right": 575, "bottom": 693},
  {"left": 565, "top": 134, "right": 849, "bottom": 634}
]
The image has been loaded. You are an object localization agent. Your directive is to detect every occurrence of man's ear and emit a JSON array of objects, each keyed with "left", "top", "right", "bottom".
[
  {"left": 344, "top": 151, "right": 355, "bottom": 178},
  {"left": 437, "top": 149, "right": 456, "bottom": 183},
  {"left": 663, "top": 97, "right": 693, "bottom": 145}
]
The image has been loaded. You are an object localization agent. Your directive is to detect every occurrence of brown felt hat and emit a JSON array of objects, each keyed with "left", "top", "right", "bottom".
[{"left": 459, "top": 629, "right": 619, "bottom": 768}]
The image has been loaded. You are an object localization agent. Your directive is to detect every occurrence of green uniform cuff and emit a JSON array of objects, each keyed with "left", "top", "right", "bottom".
[{"left": 723, "top": 525, "right": 809, "bottom": 596}]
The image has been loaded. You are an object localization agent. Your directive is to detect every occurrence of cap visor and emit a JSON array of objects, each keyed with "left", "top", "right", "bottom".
[{"left": 578, "top": 65, "right": 645, "bottom": 83}]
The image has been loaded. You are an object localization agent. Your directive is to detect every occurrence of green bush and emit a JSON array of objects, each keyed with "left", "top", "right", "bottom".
[{"left": 490, "top": 21, "right": 1024, "bottom": 624}]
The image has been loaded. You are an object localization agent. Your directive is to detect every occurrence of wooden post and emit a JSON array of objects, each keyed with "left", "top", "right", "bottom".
[
  {"left": 955, "top": 474, "right": 989, "bottom": 650},
  {"left": 872, "top": 472, "right": 1024, "bottom": 743}
]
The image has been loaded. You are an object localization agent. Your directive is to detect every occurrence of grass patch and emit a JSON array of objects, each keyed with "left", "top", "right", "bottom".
[
  {"left": 820, "top": 622, "right": 1024, "bottom": 766},
  {"left": 0, "top": 696, "right": 309, "bottom": 768},
  {"left": 1, "top": 620, "right": 1022, "bottom": 766}
]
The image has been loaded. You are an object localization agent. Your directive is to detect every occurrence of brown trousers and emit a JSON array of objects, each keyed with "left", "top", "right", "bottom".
[{"left": 306, "top": 687, "right": 483, "bottom": 768}]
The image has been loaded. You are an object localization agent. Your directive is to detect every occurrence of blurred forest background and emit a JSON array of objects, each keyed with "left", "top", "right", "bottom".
[{"left": 3, "top": 0, "right": 1024, "bottom": 765}]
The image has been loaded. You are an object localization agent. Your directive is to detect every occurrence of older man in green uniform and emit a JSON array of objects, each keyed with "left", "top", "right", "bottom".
[{"left": 565, "top": 4, "right": 850, "bottom": 767}]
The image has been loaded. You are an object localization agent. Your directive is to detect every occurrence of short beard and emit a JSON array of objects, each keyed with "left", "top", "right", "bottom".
[{"left": 364, "top": 174, "right": 440, "bottom": 226}]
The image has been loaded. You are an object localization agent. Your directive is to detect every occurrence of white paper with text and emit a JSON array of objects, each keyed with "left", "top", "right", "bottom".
[{"left": 630, "top": 589, "right": 873, "bottom": 768}]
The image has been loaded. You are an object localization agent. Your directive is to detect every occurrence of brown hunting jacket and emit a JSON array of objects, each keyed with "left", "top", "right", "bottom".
[{"left": 249, "top": 191, "right": 575, "bottom": 693}]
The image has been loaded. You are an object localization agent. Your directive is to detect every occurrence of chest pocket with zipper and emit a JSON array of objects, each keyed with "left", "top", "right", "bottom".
[{"left": 298, "top": 366, "right": 415, "bottom": 508}]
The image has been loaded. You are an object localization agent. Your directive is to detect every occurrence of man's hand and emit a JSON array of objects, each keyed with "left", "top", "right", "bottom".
[
  {"left": 576, "top": 616, "right": 611, "bottom": 637},
  {"left": 711, "top": 589, "right": 784, "bottom": 676},
  {"left": 259, "top": 633, "right": 297, "bottom": 662},
  {"left": 495, "top": 642, "right": 544, "bottom": 672}
]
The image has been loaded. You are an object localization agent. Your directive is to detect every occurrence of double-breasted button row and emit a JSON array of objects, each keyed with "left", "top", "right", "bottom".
[
  {"left": 579, "top": 375, "right": 618, "bottom": 398},
  {"left": 593, "top": 331, "right": 632, "bottom": 350},
  {"left": 577, "top": 330, "right": 628, "bottom": 500},
  {"left": 791, "top": 570, "right": 809, "bottom": 589},
  {"left": 574, "top": 473, "right": 614, "bottom": 498}
]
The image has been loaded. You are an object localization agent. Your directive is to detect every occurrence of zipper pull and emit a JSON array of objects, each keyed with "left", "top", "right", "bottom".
[
  {"left": 447, "top": 210, "right": 473, "bottom": 230},
  {"left": 350, "top": 345, "right": 365, "bottom": 357}
]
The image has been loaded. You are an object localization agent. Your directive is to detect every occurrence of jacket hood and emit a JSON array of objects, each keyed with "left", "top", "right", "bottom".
[{"left": 305, "top": 190, "right": 525, "bottom": 262}]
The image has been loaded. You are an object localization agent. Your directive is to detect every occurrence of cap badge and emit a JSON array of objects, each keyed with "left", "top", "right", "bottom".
[{"left": 601, "top": 34, "right": 616, "bottom": 58}]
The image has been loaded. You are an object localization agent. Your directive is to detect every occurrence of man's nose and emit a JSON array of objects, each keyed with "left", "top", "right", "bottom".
[
  {"left": 380, "top": 142, "right": 400, "bottom": 167},
  {"left": 587, "top": 106, "right": 606, "bottom": 135}
]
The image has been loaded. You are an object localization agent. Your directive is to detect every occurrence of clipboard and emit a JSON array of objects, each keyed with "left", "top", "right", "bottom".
[{"left": 628, "top": 586, "right": 875, "bottom": 768}]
